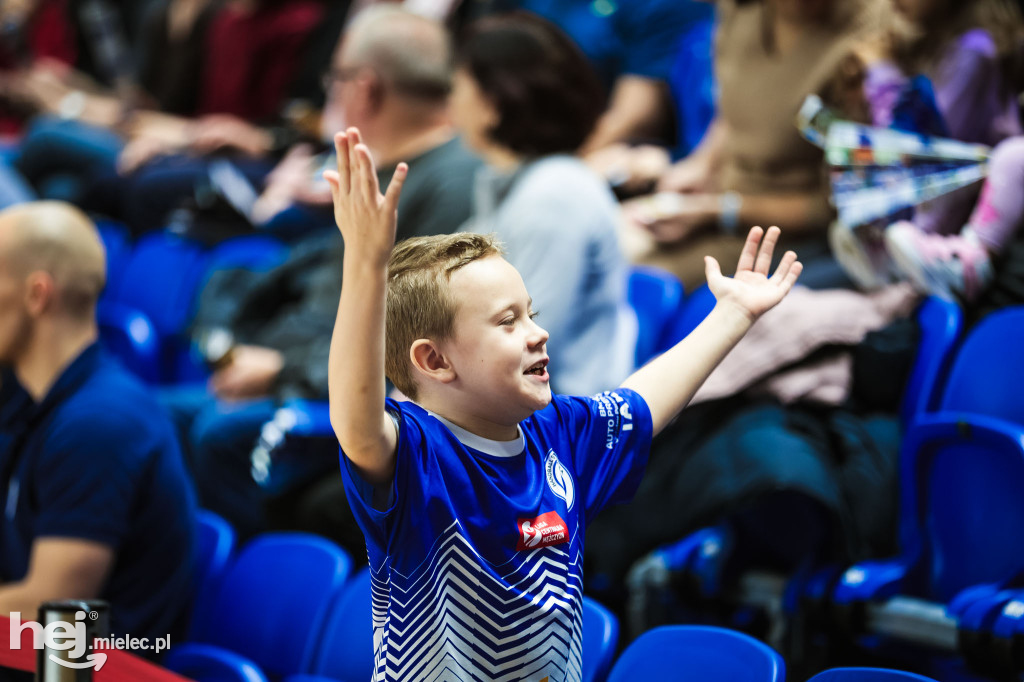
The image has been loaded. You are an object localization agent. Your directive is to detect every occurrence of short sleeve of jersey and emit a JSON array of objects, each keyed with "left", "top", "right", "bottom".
[
  {"left": 338, "top": 399, "right": 424, "bottom": 554},
  {"left": 551, "top": 389, "right": 653, "bottom": 525}
]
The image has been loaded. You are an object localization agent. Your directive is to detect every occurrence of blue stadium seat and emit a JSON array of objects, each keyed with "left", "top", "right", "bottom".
[
  {"left": 97, "top": 301, "right": 161, "bottom": 383},
  {"left": 937, "top": 307, "right": 1024, "bottom": 424},
  {"left": 902, "top": 416, "right": 1024, "bottom": 602},
  {"left": 626, "top": 266, "right": 685, "bottom": 366},
  {"left": 582, "top": 596, "right": 619, "bottom": 682},
  {"left": 107, "top": 230, "right": 210, "bottom": 337},
  {"left": 899, "top": 296, "right": 963, "bottom": 427},
  {"left": 808, "top": 667, "right": 939, "bottom": 681},
  {"left": 606, "top": 625, "right": 784, "bottom": 682},
  {"left": 171, "top": 533, "right": 352, "bottom": 680},
  {"left": 190, "top": 511, "right": 237, "bottom": 642},
  {"left": 165, "top": 643, "right": 269, "bottom": 682},
  {"left": 204, "top": 234, "right": 288, "bottom": 281},
  {"left": 96, "top": 218, "right": 132, "bottom": 302},
  {"left": 835, "top": 307, "right": 1024, "bottom": 611},
  {"left": 283, "top": 567, "right": 374, "bottom": 682}
]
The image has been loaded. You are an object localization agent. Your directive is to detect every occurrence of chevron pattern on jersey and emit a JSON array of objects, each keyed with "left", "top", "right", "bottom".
[{"left": 367, "top": 520, "right": 585, "bottom": 682}]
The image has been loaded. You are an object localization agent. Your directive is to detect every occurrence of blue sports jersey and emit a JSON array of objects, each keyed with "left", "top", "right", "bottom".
[{"left": 340, "top": 390, "right": 652, "bottom": 682}]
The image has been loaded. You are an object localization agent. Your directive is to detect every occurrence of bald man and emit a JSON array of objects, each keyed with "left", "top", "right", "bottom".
[{"left": 0, "top": 202, "right": 196, "bottom": 655}]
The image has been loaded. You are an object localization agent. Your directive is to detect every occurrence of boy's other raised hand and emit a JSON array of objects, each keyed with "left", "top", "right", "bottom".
[
  {"left": 705, "top": 226, "right": 802, "bottom": 322},
  {"left": 323, "top": 127, "right": 408, "bottom": 265}
]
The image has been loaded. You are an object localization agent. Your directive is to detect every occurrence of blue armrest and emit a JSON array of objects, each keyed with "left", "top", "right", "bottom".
[{"left": 833, "top": 559, "right": 909, "bottom": 605}]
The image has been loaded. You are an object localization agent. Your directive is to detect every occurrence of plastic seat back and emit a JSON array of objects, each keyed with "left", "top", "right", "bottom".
[
  {"left": 627, "top": 266, "right": 685, "bottom": 366},
  {"left": 808, "top": 667, "right": 939, "bottom": 681},
  {"left": 607, "top": 625, "right": 784, "bottom": 682},
  {"left": 199, "top": 533, "right": 352, "bottom": 678},
  {"left": 308, "top": 567, "right": 374, "bottom": 680},
  {"left": 97, "top": 302, "right": 161, "bottom": 383},
  {"left": 109, "top": 230, "right": 210, "bottom": 336},
  {"left": 939, "top": 307, "right": 1024, "bottom": 425},
  {"left": 190, "top": 511, "right": 237, "bottom": 641},
  {"left": 899, "top": 296, "right": 963, "bottom": 427},
  {"left": 96, "top": 219, "right": 132, "bottom": 301},
  {"left": 901, "top": 418, "right": 1024, "bottom": 602},
  {"left": 582, "top": 596, "right": 618, "bottom": 682}
]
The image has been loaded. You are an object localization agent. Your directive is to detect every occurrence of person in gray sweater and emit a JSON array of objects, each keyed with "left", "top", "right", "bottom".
[{"left": 452, "top": 12, "right": 638, "bottom": 396}]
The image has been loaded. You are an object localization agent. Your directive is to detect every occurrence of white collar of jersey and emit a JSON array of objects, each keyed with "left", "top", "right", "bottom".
[{"left": 428, "top": 412, "right": 526, "bottom": 458}]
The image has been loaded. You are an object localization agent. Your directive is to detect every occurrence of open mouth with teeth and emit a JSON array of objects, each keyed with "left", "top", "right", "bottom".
[{"left": 524, "top": 360, "right": 549, "bottom": 377}]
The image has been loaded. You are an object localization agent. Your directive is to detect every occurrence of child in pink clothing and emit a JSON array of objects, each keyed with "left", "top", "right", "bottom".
[
  {"left": 843, "top": 0, "right": 1023, "bottom": 300},
  {"left": 886, "top": 136, "right": 1024, "bottom": 300}
]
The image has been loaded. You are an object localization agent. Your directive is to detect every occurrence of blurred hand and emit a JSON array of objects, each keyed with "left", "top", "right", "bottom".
[
  {"left": 190, "top": 114, "right": 272, "bottom": 157},
  {"left": 656, "top": 154, "right": 716, "bottom": 194},
  {"left": 209, "top": 345, "right": 284, "bottom": 402},
  {"left": 18, "top": 63, "right": 71, "bottom": 111},
  {"left": 585, "top": 143, "right": 670, "bottom": 195},
  {"left": 706, "top": 226, "right": 802, "bottom": 322},
  {"left": 622, "top": 192, "right": 719, "bottom": 245},
  {"left": 117, "top": 134, "right": 178, "bottom": 174}
]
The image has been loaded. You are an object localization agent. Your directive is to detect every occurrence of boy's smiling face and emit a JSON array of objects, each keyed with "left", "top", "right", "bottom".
[{"left": 441, "top": 254, "right": 552, "bottom": 427}]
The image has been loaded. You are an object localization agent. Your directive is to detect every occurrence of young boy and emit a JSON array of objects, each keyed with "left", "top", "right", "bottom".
[{"left": 324, "top": 127, "right": 802, "bottom": 682}]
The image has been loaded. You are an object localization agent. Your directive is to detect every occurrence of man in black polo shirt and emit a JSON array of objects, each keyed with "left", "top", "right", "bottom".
[{"left": 0, "top": 202, "right": 196, "bottom": 652}]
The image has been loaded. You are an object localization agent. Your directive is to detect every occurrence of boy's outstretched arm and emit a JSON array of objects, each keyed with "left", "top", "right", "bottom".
[
  {"left": 324, "top": 128, "right": 407, "bottom": 486},
  {"left": 621, "top": 226, "right": 802, "bottom": 436}
]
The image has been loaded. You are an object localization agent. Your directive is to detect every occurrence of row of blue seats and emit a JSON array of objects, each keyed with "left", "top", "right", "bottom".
[
  {"left": 96, "top": 223, "right": 290, "bottom": 384},
  {"left": 95, "top": 221, "right": 713, "bottom": 387},
  {"left": 184, "top": 511, "right": 941, "bottom": 682},
  {"left": 638, "top": 305, "right": 1024, "bottom": 679}
]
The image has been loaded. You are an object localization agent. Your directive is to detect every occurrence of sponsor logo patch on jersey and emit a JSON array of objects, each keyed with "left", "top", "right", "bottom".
[
  {"left": 544, "top": 450, "right": 574, "bottom": 510},
  {"left": 516, "top": 510, "right": 569, "bottom": 551}
]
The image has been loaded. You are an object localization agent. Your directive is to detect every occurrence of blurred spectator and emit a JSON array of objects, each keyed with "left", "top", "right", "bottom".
[
  {"left": 843, "top": 0, "right": 1024, "bottom": 300},
  {"left": 10, "top": 0, "right": 223, "bottom": 205},
  {"left": 0, "top": 201, "right": 196, "bottom": 652},
  {"left": 164, "top": 5, "right": 481, "bottom": 540},
  {"left": 67, "top": 0, "right": 327, "bottom": 235},
  {"left": 0, "top": 0, "right": 77, "bottom": 135},
  {"left": 620, "top": 0, "right": 889, "bottom": 290},
  {"left": 452, "top": 12, "right": 638, "bottom": 396},
  {"left": 452, "top": 0, "right": 713, "bottom": 156}
]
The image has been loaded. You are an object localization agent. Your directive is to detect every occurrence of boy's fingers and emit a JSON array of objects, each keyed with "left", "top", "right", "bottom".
[
  {"left": 346, "top": 127, "right": 361, "bottom": 193},
  {"left": 323, "top": 169, "right": 340, "bottom": 202},
  {"left": 333, "top": 132, "right": 349, "bottom": 193},
  {"left": 784, "top": 261, "right": 804, "bottom": 289},
  {"left": 355, "top": 144, "right": 378, "bottom": 203},
  {"left": 754, "top": 226, "right": 780, "bottom": 275},
  {"left": 704, "top": 255, "right": 723, "bottom": 282},
  {"left": 736, "top": 226, "right": 763, "bottom": 272},
  {"left": 770, "top": 250, "right": 797, "bottom": 283},
  {"left": 384, "top": 163, "right": 408, "bottom": 214}
]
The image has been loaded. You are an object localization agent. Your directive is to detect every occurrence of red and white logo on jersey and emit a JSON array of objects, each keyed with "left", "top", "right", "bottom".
[{"left": 516, "top": 511, "right": 569, "bottom": 551}]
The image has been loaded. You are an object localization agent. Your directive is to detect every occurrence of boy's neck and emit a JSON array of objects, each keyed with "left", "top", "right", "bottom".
[{"left": 415, "top": 396, "right": 522, "bottom": 442}]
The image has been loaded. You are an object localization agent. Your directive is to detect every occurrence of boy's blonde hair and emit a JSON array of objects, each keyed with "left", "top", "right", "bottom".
[{"left": 385, "top": 233, "right": 502, "bottom": 399}]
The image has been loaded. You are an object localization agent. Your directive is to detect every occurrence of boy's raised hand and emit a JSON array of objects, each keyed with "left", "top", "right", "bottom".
[
  {"left": 705, "top": 226, "right": 802, "bottom": 321},
  {"left": 323, "top": 127, "right": 408, "bottom": 265}
]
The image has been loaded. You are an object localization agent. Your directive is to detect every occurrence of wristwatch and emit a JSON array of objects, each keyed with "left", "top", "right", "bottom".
[{"left": 718, "top": 190, "right": 743, "bottom": 236}]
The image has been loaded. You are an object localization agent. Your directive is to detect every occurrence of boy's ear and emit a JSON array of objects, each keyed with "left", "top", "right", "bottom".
[{"left": 409, "top": 339, "right": 456, "bottom": 385}]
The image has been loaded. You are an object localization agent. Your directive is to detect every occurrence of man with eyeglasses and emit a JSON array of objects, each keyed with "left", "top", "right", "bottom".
[{"left": 163, "top": 4, "right": 482, "bottom": 544}]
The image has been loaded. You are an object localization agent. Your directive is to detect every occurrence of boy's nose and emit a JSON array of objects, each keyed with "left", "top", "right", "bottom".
[{"left": 528, "top": 320, "right": 549, "bottom": 348}]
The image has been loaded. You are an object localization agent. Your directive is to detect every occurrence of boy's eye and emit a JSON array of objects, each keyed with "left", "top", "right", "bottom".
[
  {"left": 500, "top": 317, "right": 515, "bottom": 326},
  {"left": 529, "top": 311, "right": 539, "bottom": 320}
]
